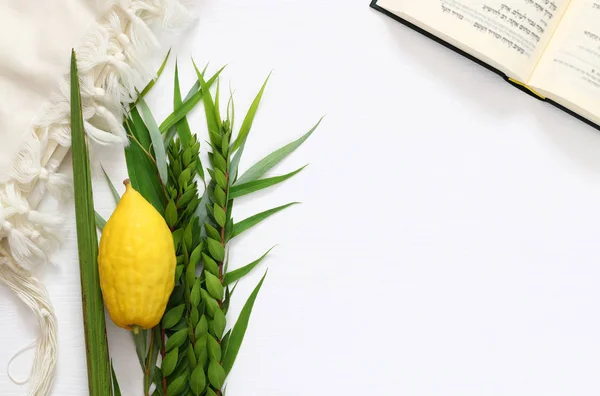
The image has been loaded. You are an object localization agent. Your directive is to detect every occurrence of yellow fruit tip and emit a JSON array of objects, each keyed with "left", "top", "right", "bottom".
[
  {"left": 123, "top": 179, "right": 131, "bottom": 187},
  {"left": 132, "top": 325, "right": 140, "bottom": 335}
]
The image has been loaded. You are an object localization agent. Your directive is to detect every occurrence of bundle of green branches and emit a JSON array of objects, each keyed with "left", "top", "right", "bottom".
[{"left": 112, "top": 58, "right": 322, "bottom": 396}]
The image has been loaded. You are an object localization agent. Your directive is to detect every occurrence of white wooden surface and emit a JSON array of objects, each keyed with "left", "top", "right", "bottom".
[{"left": 3, "top": 1, "right": 600, "bottom": 394}]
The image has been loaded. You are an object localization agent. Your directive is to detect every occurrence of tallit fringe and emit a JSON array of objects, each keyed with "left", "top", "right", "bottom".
[
  {"left": 0, "top": 254, "right": 58, "bottom": 396},
  {"left": 0, "top": 1, "right": 191, "bottom": 394}
]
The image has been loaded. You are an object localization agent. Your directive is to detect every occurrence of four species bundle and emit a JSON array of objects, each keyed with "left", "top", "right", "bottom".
[{"left": 71, "top": 50, "right": 321, "bottom": 395}]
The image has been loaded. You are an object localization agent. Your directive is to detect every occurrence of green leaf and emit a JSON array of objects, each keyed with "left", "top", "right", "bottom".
[
  {"left": 165, "top": 329, "right": 188, "bottom": 352},
  {"left": 229, "top": 166, "right": 307, "bottom": 199},
  {"left": 208, "top": 361, "right": 226, "bottom": 389},
  {"left": 224, "top": 247, "right": 275, "bottom": 285},
  {"left": 95, "top": 212, "right": 107, "bottom": 231},
  {"left": 232, "top": 74, "right": 271, "bottom": 152},
  {"left": 70, "top": 50, "right": 111, "bottom": 395},
  {"left": 201, "top": 290, "right": 219, "bottom": 317},
  {"left": 178, "top": 168, "right": 191, "bottom": 189},
  {"left": 195, "top": 315, "right": 208, "bottom": 339},
  {"left": 213, "top": 204, "right": 226, "bottom": 227},
  {"left": 102, "top": 165, "right": 121, "bottom": 204},
  {"left": 235, "top": 117, "right": 322, "bottom": 185},
  {"left": 133, "top": 330, "right": 148, "bottom": 368},
  {"left": 190, "top": 243, "right": 203, "bottom": 267},
  {"left": 172, "top": 229, "right": 184, "bottom": 250},
  {"left": 173, "top": 62, "right": 191, "bottom": 147},
  {"left": 166, "top": 373, "right": 186, "bottom": 396},
  {"left": 212, "top": 186, "right": 225, "bottom": 208},
  {"left": 163, "top": 304, "right": 186, "bottom": 329},
  {"left": 187, "top": 343, "right": 197, "bottom": 368},
  {"left": 152, "top": 365, "right": 163, "bottom": 395},
  {"left": 163, "top": 126, "right": 178, "bottom": 147},
  {"left": 206, "top": 388, "right": 218, "bottom": 396},
  {"left": 211, "top": 308, "right": 226, "bottom": 338},
  {"left": 190, "top": 279, "right": 201, "bottom": 306},
  {"left": 160, "top": 66, "right": 225, "bottom": 133},
  {"left": 177, "top": 188, "right": 196, "bottom": 207},
  {"left": 173, "top": 63, "right": 206, "bottom": 182},
  {"left": 165, "top": 200, "right": 178, "bottom": 227},
  {"left": 207, "top": 238, "right": 225, "bottom": 262},
  {"left": 194, "top": 334, "right": 207, "bottom": 359},
  {"left": 202, "top": 253, "right": 219, "bottom": 276},
  {"left": 222, "top": 272, "right": 268, "bottom": 374},
  {"left": 162, "top": 348, "right": 178, "bottom": 377},
  {"left": 138, "top": 97, "right": 168, "bottom": 184},
  {"left": 184, "top": 223, "right": 193, "bottom": 251},
  {"left": 190, "top": 363, "right": 206, "bottom": 395},
  {"left": 175, "top": 265, "right": 183, "bottom": 283},
  {"left": 148, "top": 328, "right": 161, "bottom": 391},
  {"left": 229, "top": 139, "right": 246, "bottom": 186},
  {"left": 204, "top": 223, "right": 221, "bottom": 242},
  {"left": 207, "top": 334, "right": 222, "bottom": 362},
  {"left": 221, "top": 329, "right": 232, "bottom": 357},
  {"left": 111, "top": 360, "right": 122, "bottom": 396},
  {"left": 214, "top": 168, "right": 227, "bottom": 190},
  {"left": 124, "top": 110, "right": 165, "bottom": 212},
  {"left": 168, "top": 286, "right": 185, "bottom": 308},
  {"left": 194, "top": 188, "right": 212, "bottom": 232},
  {"left": 232, "top": 203, "right": 298, "bottom": 239},
  {"left": 193, "top": 60, "right": 221, "bottom": 136},
  {"left": 212, "top": 151, "right": 227, "bottom": 173},
  {"left": 205, "top": 271, "right": 224, "bottom": 300},
  {"left": 135, "top": 48, "right": 171, "bottom": 105}
]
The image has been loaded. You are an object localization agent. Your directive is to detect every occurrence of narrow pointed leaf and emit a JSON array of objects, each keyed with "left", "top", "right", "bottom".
[
  {"left": 95, "top": 212, "right": 107, "bottom": 231},
  {"left": 102, "top": 165, "right": 121, "bottom": 204},
  {"left": 163, "top": 126, "right": 178, "bottom": 146},
  {"left": 232, "top": 203, "right": 298, "bottom": 238},
  {"left": 232, "top": 74, "right": 271, "bottom": 151},
  {"left": 135, "top": 48, "right": 171, "bottom": 105},
  {"left": 193, "top": 60, "right": 220, "bottom": 136},
  {"left": 224, "top": 247, "right": 275, "bottom": 285},
  {"left": 159, "top": 66, "right": 225, "bottom": 133},
  {"left": 235, "top": 117, "right": 322, "bottom": 185},
  {"left": 138, "top": 97, "right": 168, "bottom": 184},
  {"left": 222, "top": 272, "right": 267, "bottom": 374},
  {"left": 173, "top": 66, "right": 206, "bottom": 182},
  {"left": 111, "top": 360, "right": 122, "bottom": 396},
  {"left": 228, "top": 139, "right": 246, "bottom": 186},
  {"left": 70, "top": 50, "right": 112, "bottom": 395},
  {"left": 229, "top": 166, "right": 307, "bottom": 199},
  {"left": 133, "top": 330, "right": 148, "bottom": 368}
]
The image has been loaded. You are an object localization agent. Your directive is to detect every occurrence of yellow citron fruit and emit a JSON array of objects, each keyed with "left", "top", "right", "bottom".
[{"left": 98, "top": 180, "right": 176, "bottom": 332}]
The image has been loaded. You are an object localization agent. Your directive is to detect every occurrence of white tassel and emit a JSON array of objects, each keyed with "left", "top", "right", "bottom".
[
  {"left": 5, "top": 136, "right": 46, "bottom": 190},
  {"left": 38, "top": 169, "right": 72, "bottom": 201},
  {"left": 0, "top": 263, "right": 57, "bottom": 396},
  {"left": 3, "top": 224, "right": 46, "bottom": 270},
  {"left": 85, "top": 120, "right": 128, "bottom": 145}
]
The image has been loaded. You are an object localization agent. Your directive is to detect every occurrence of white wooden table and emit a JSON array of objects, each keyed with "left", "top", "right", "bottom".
[{"left": 3, "top": 1, "right": 600, "bottom": 394}]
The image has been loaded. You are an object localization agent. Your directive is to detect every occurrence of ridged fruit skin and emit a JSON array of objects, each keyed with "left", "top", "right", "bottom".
[{"left": 98, "top": 181, "right": 175, "bottom": 330}]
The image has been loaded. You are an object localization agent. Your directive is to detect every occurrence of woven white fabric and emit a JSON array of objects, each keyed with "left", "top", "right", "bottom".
[{"left": 0, "top": 1, "right": 192, "bottom": 394}]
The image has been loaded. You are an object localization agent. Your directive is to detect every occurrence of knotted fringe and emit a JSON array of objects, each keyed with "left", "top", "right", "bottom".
[
  {"left": 0, "top": 254, "right": 57, "bottom": 396},
  {"left": 0, "top": 0, "right": 192, "bottom": 394}
]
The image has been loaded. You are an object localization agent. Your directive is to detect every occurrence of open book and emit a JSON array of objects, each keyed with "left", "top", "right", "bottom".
[{"left": 371, "top": 0, "right": 600, "bottom": 129}]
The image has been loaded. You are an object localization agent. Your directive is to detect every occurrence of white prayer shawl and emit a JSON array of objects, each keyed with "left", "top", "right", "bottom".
[{"left": 0, "top": 1, "right": 190, "bottom": 394}]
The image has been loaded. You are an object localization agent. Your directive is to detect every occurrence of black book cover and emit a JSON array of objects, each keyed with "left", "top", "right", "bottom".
[{"left": 369, "top": 0, "right": 600, "bottom": 131}]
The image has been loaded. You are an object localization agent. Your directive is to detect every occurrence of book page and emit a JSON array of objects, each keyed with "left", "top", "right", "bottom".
[
  {"left": 528, "top": 0, "right": 600, "bottom": 124},
  {"left": 378, "top": 0, "right": 571, "bottom": 80}
]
